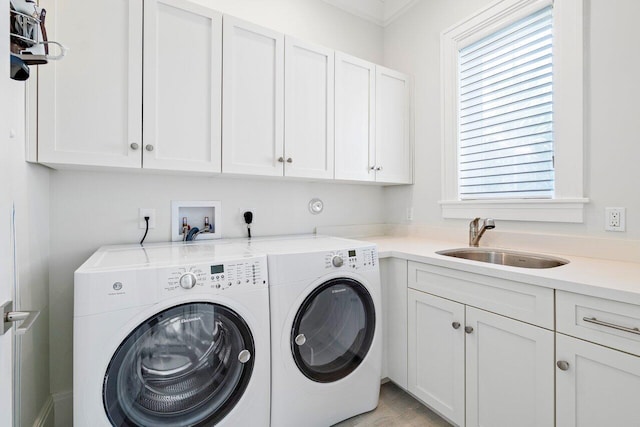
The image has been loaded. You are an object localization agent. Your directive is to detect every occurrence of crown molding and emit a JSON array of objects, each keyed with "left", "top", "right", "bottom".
[{"left": 323, "top": 0, "right": 419, "bottom": 27}]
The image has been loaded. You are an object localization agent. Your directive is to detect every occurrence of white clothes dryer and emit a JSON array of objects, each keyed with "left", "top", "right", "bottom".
[
  {"left": 73, "top": 241, "right": 270, "bottom": 427},
  {"left": 250, "top": 236, "right": 382, "bottom": 427}
]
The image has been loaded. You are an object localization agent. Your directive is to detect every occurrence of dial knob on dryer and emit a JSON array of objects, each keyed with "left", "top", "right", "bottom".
[
  {"left": 332, "top": 255, "right": 344, "bottom": 268},
  {"left": 179, "top": 272, "right": 197, "bottom": 289}
]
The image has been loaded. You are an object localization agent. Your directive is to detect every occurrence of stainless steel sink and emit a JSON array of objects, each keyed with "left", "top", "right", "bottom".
[{"left": 436, "top": 248, "right": 569, "bottom": 269}]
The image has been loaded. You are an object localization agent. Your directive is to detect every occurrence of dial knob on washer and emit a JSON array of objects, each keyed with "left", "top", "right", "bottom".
[
  {"left": 332, "top": 255, "right": 344, "bottom": 268},
  {"left": 179, "top": 272, "right": 197, "bottom": 289}
]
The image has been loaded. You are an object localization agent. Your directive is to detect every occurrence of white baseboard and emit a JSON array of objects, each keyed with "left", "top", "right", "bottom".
[
  {"left": 52, "top": 390, "right": 73, "bottom": 427},
  {"left": 33, "top": 396, "right": 54, "bottom": 427}
]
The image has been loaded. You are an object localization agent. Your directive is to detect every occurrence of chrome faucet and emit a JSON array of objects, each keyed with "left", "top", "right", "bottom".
[{"left": 469, "top": 217, "right": 495, "bottom": 247}]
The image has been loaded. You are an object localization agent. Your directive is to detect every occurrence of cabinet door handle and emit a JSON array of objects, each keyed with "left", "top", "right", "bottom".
[
  {"left": 452, "top": 322, "right": 461, "bottom": 329},
  {"left": 286, "top": 157, "right": 293, "bottom": 163},
  {"left": 464, "top": 326, "right": 473, "bottom": 334},
  {"left": 370, "top": 165, "right": 376, "bottom": 170},
  {"left": 145, "top": 144, "right": 154, "bottom": 152},
  {"left": 130, "top": 143, "right": 139, "bottom": 150},
  {"left": 375, "top": 166, "right": 383, "bottom": 171},
  {"left": 583, "top": 317, "right": 640, "bottom": 335},
  {"left": 556, "top": 360, "right": 570, "bottom": 371},
  {"left": 278, "top": 157, "right": 284, "bottom": 163}
]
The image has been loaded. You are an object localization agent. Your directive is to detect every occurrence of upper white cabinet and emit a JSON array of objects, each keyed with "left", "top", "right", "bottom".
[
  {"left": 35, "top": 5, "right": 413, "bottom": 183},
  {"left": 334, "top": 52, "right": 376, "bottom": 182},
  {"left": 335, "top": 53, "right": 412, "bottom": 184},
  {"left": 143, "top": 0, "right": 222, "bottom": 173},
  {"left": 222, "top": 16, "right": 284, "bottom": 176},
  {"left": 38, "top": 0, "right": 222, "bottom": 172},
  {"left": 38, "top": 0, "right": 143, "bottom": 168},
  {"left": 375, "top": 66, "right": 412, "bottom": 184},
  {"left": 284, "top": 37, "right": 335, "bottom": 179}
]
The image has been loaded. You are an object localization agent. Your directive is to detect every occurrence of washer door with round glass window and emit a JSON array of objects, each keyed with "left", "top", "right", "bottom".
[
  {"left": 103, "top": 302, "right": 255, "bottom": 427},
  {"left": 291, "top": 278, "right": 376, "bottom": 383}
]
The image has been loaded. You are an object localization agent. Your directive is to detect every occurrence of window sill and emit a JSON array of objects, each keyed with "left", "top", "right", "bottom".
[{"left": 439, "top": 198, "right": 589, "bottom": 223}]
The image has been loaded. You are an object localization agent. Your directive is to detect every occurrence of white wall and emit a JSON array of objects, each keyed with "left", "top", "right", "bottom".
[
  {"left": 47, "top": 0, "right": 385, "bottom": 401},
  {"left": 383, "top": 0, "right": 640, "bottom": 241}
]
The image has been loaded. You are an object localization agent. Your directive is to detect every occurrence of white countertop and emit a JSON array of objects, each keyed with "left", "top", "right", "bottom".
[{"left": 365, "top": 235, "right": 640, "bottom": 305}]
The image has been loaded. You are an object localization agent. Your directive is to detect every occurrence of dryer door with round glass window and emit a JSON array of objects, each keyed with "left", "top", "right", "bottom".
[
  {"left": 103, "top": 302, "right": 255, "bottom": 426},
  {"left": 291, "top": 278, "right": 376, "bottom": 383}
]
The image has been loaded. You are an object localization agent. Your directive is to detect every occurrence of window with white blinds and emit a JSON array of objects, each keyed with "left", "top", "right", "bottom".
[{"left": 458, "top": 6, "right": 554, "bottom": 200}]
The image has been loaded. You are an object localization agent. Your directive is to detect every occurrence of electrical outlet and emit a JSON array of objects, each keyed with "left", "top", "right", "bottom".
[
  {"left": 605, "top": 207, "right": 625, "bottom": 232},
  {"left": 406, "top": 207, "right": 414, "bottom": 221},
  {"left": 139, "top": 208, "right": 156, "bottom": 229}
]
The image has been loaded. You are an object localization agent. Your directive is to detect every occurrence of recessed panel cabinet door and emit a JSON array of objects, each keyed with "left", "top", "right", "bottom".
[
  {"left": 375, "top": 66, "right": 412, "bottom": 184},
  {"left": 143, "top": 0, "right": 222, "bottom": 173},
  {"left": 465, "top": 307, "right": 554, "bottom": 427},
  {"left": 556, "top": 334, "right": 640, "bottom": 427},
  {"left": 408, "top": 289, "right": 465, "bottom": 426},
  {"left": 284, "top": 37, "right": 334, "bottom": 179},
  {"left": 334, "top": 52, "right": 375, "bottom": 182},
  {"left": 222, "top": 16, "right": 284, "bottom": 176},
  {"left": 38, "top": 0, "right": 142, "bottom": 168}
]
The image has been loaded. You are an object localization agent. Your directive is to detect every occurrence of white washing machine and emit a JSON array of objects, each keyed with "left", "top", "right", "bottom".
[
  {"left": 251, "top": 236, "right": 382, "bottom": 427},
  {"left": 73, "top": 241, "right": 271, "bottom": 426}
]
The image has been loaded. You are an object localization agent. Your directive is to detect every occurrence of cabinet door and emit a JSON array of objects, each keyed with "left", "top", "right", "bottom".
[
  {"left": 381, "top": 258, "right": 408, "bottom": 389},
  {"left": 375, "top": 66, "right": 412, "bottom": 184},
  {"left": 143, "top": 0, "right": 222, "bottom": 173},
  {"left": 408, "top": 289, "right": 465, "bottom": 426},
  {"left": 284, "top": 37, "right": 334, "bottom": 179},
  {"left": 334, "top": 52, "right": 375, "bottom": 182},
  {"left": 465, "top": 307, "right": 554, "bottom": 427},
  {"left": 556, "top": 333, "right": 640, "bottom": 427},
  {"left": 222, "top": 16, "right": 284, "bottom": 176},
  {"left": 38, "top": 0, "right": 142, "bottom": 168}
]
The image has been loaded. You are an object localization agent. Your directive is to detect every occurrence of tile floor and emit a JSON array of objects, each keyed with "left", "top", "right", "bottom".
[{"left": 332, "top": 382, "right": 452, "bottom": 427}]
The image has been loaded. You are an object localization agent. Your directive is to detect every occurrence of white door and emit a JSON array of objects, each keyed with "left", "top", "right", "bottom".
[
  {"left": 38, "top": 0, "right": 143, "bottom": 168},
  {"left": 1, "top": 2, "right": 13, "bottom": 421},
  {"left": 556, "top": 333, "right": 640, "bottom": 427},
  {"left": 222, "top": 16, "right": 284, "bottom": 176},
  {"left": 407, "top": 289, "right": 465, "bottom": 426},
  {"left": 375, "top": 66, "right": 412, "bottom": 184},
  {"left": 143, "top": 0, "right": 222, "bottom": 173},
  {"left": 334, "top": 52, "right": 375, "bottom": 182},
  {"left": 465, "top": 307, "right": 554, "bottom": 427},
  {"left": 284, "top": 37, "right": 334, "bottom": 179}
]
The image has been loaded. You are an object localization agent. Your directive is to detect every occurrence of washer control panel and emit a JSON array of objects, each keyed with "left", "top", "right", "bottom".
[
  {"left": 164, "top": 257, "right": 268, "bottom": 295},
  {"left": 324, "top": 246, "right": 378, "bottom": 271}
]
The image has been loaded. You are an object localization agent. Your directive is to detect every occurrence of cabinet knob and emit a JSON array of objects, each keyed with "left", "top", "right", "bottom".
[
  {"left": 452, "top": 322, "right": 461, "bottom": 329},
  {"left": 370, "top": 165, "right": 376, "bottom": 170},
  {"left": 556, "top": 360, "right": 570, "bottom": 371},
  {"left": 278, "top": 157, "right": 284, "bottom": 163},
  {"left": 130, "top": 143, "right": 139, "bottom": 150},
  {"left": 464, "top": 326, "right": 474, "bottom": 334},
  {"left": 286, "top": 157, "right": 293, "bottom": 163},
  {"left": 376, "top": 166, "right": 383, "bottom": 171},
  {"left": 145, "top": 144, "right": 154, "bottom": 152}
]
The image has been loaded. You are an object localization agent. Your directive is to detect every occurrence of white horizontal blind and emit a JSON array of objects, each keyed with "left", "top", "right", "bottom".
[{"left": 458, "top": 6, "right": 554, "bottom": 200}]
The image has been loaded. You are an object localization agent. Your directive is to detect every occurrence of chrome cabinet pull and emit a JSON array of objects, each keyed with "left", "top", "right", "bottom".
[
  {"left": 278, "top": 157, "right": 284, "bottom": 163},
  {"left": 2, "top": 301, "right": 40, "bottom": 336},
  {"left": 286, "top": 157, "right": 293, "bottom": 163},
  {"left": 375, "top": 166, "right": 383, "bottom": 171},
  {"left": 370, "top": 165, "right": 376, "bottom": 170},
  {"left": 130, "top": 142, "right": 139, "bottom": 150},
  {"left": 464, "top": 326, "right": 473, "bottom": 334},
  {"left": 145, "top": 144, "right": 154, "bottom": 152},
  {"left": 583, "top": 317, "right": 640, "bottom": 335},
  {"left": 556, "top": 360, "right": 570, "bottom": 371},
  {"left": 452, "top": 322, "right": 461, "bottom": 329}
]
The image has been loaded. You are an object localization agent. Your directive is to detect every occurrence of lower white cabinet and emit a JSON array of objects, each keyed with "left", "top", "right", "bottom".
[
  {"left": 380, "top": 258, "right": 408, "bottom": 388},
  {"left": 408, "top": 289, "right": 554, "bottom": 427},
  {"left": 556, "top": 333, "right": 640, "bottom": 426}
]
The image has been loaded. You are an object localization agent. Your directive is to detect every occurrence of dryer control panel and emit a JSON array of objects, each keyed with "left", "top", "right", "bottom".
[
  {"left": 324, "top": 246, "right": 378, "bottom": 271},
  {"left": 163, "top": 257, "right": 268, "bottom": 296}
]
